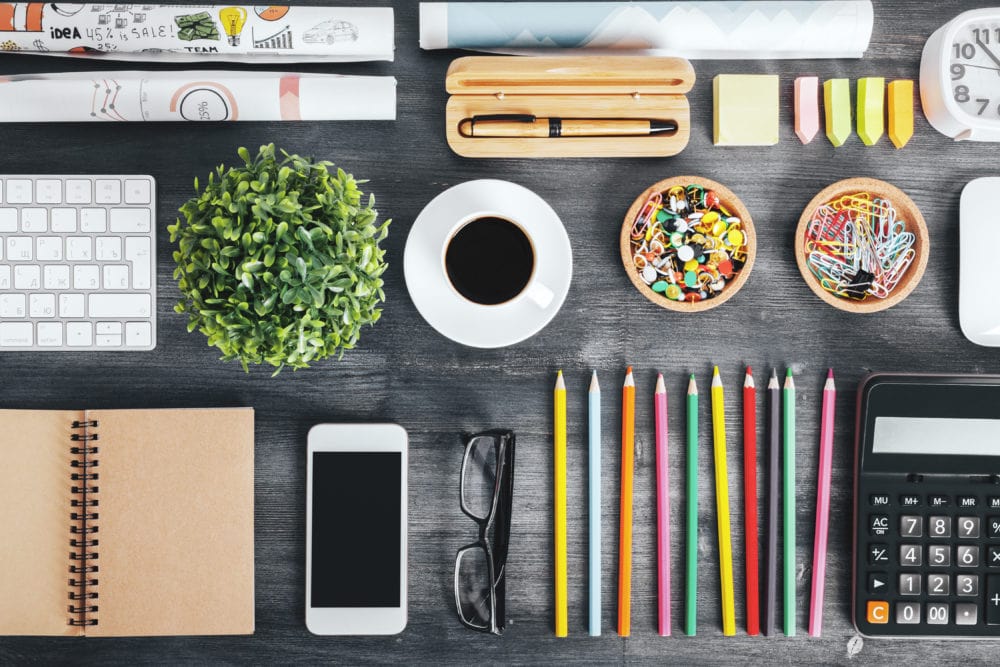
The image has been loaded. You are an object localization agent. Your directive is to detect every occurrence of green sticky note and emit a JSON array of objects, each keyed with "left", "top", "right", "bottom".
[
  {"left": 713, "top": 74, "right": 780, "bottom": 146},
  {"left": 823, "top": 79, "right": 852, "bottom": 147},
  {"left": 856, "top": 77, "right": 885, "bottom": 146}
]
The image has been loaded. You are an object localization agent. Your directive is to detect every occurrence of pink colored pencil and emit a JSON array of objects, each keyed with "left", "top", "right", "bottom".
[
  {"left": 655, "top": 373, "right": 671, "bottom": 636},
  {"left": 809, "top": 369, "right": 836, "bottom": 637}
]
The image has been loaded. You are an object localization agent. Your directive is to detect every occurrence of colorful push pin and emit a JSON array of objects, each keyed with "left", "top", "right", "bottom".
[
  {"left": 856, "top": 77, "right": 885, "bottom": 146},
  {"left": 888, "top": 79, "right": 914, "bottom": 149},
  {"left": 794, "top": 76, "right": 819, "bottom": 144},
  {"left": 823, "top": 78, "right": 852, "bottom": 147}
]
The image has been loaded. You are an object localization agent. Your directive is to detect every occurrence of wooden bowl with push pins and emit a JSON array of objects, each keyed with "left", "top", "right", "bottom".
[
  {"left": 795, "top": 177, "right": 929, "bottom": 314},
  {"left": 620, "top": 176, "right": 755, "bottom": 312}
]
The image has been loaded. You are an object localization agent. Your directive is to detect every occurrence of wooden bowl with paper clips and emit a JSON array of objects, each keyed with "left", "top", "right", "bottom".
[
  {"left": 795, "top": 177, "right": 929, "bottom": 314},
  {"left": 620, "top": 176, "right": 756, "bottom": 312}
]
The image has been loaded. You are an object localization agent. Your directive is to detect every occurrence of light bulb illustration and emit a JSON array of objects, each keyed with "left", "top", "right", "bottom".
[{"left": 219, "top": 7, "right": 248, "bottom": 47}]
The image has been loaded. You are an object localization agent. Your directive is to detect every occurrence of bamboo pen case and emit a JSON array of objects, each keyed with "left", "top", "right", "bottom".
[{"left": 445, "top": 56, "right": 695, "bottom": 159}]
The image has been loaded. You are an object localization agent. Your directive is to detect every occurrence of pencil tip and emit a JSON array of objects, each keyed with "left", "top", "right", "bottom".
[
  {"left": 590, "top": 371, "right": 599, "bottom": 391},
  {"left": 713, "top": 365, "right": 719, "bottom": 376},
  {"left": 656, "top": 373, "right": 665, "bottom": 393},
  {"left": 828, "top": 368, "right": 834, "bottom": 379},
  {"left": 557, "top": 369, "right": 563, "bottom": 378},
  {"left": 786, "top": 368, "right": 793, "bottom": 377},
  {"left": 746, "top": 366, "right": 752, "bottom": 376},
  {"left": 771, "top": 368, "right": 777, "bottom": 378}
]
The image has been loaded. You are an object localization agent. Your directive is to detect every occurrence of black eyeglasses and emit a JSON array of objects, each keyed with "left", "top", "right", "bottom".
[{"left": 454, "top": 430, "right": 515, "bottom": 635}]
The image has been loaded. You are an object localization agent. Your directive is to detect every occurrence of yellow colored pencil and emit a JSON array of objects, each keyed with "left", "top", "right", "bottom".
[
  {"left": 711, "top": 366, "right": 736, "bottom": 636},
  {"left": 555, "top": 370, "right": 568, "bottom": 637}
]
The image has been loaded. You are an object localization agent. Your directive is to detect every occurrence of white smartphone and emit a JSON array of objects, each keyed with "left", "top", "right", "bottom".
[{"left": 306, "top": 423, "right": 408, "bottom": 635}]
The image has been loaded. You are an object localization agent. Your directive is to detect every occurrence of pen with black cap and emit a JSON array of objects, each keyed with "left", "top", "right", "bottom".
[{"left": 458, "top": 114, "right": 678, "bottom": 138}]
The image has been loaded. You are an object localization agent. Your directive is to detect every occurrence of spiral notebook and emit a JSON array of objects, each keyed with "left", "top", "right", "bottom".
[{"left": 0, "top": 408, "right": 255, "bottom": 637}]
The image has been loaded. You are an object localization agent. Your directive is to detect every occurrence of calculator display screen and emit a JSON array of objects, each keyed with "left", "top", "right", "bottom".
[{"left": 873, "top": 416, "right": 1000, "bottom": 456}]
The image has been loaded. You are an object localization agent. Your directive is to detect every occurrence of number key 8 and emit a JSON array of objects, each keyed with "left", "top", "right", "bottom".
[{"left": 929, "top": 515, "right": 951, "bottom": 538}]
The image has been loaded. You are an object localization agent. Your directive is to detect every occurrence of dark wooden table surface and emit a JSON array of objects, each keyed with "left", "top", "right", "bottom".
[{"left": 2, "top": 0, "right": 1000, "bottom": 663}]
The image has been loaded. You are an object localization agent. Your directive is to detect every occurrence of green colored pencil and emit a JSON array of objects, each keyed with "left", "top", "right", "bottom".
[
  {"left": 783, "top": 368, "right": 796, "bottom": 637},
  {"left": 686, "top": 374, "right": 698, "bottom": 636}
]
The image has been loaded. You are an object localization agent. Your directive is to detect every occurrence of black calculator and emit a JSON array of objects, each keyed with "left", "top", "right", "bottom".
[{"left": 854, "top": 374, "right": 1000, "bottom": 638}]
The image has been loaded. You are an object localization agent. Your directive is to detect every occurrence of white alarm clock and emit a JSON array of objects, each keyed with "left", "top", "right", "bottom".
[{"left": 921, "top": 8, "right": 1000, "bottom": 141}]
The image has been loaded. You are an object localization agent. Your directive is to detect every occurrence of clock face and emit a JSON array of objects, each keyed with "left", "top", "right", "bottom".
[{"left": 950, "top": 19, "right": 1000, "bottom": 120}]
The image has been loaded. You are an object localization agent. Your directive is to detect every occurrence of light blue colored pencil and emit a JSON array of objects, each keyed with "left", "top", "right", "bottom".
[{"left": 589, "top": 370, "right": 601, "bottom": 636}]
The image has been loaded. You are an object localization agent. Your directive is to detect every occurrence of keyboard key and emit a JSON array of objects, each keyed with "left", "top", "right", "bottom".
[
  {"left": 7, "top": 236, "right": 32, "bottom": 261},
  {"left": 896, "top": 602, "right": 920, "bottom": 624},
  {"left": 991, "top": 497, "right": 1000, "bottom": 511},
  {"left": 0, "top": 294, "right": 25, "bottom": 317},
  {"left": 36, "top": 236, "right": 62, "bottom": 261},
  {"left": 29, "top": 293, "right": 55, "bottom": 318},
  {"left": 65, "top": 179, "right": 92, "bottom": 204},
  {"left": 20, "top": 208, "right": 46, "bottom": 232},
  {"left": 35, "top": 179, "right": 61, "bottom": 204},
  {"left": 44, "top": 265, "right": 69, "bottom": 290},
  {"left": 868, "top": 572, "right": 888, "bottom": 594},
  {"left": 0, "top": 266, "right": 9, "bottom": 289},
  {"left": 80, "top": 209, "right": 107, "bottom": 233},
  {"left": 958, "top": 545, "right": 980, "bottom": 567},
  {"left": 929, "top": 494, "right": 950, "bottom": 507},
  {"left": 927, "top": 603, "right": 949, "bottom": 625},
  {"left": 900, "top": 515, "right": 922, "bottom": 537},
  {"left": 869, "top": 544, "right": 890, "bottom": 565},
  {"left": 959, "top": 516, "right": 981, "bottom": 538},
  {"left": 928, "top": 573, "right": 950, "bottom": 595},
  {"left": 870, "top": 514, "right": 890, "bottom": 536},
  {"left": 96, "top": 236, "right": 122, "bottom": 261},
  {"left": 36, "top": 322, "right": 63, "bottom": 347},
  {"left": 13, "top": 265, "right": 40, "bottom": 290},
  {"left": 5, "top": 179, "right": 31, "bottom": 204},
  {"left": 929, "top": 515, "right": 951, "bottom": 537},
  {"left": 95, "top": 179, "right": 121, "bottom": 204},
  {"left": 0, "top": 208, "right": 16, "bottom": 232},
  {"left": 66, "top": 236, "right": 93, "bottom": 261},
  {"left": 958, "top": 495, "right": 979, "bottom": 509},
  {"left": 870, "top": 494, "right": 890, "bottom": 507},
  {"left": 900, "top": 544, "right": 922, "bottom": 567},
  {"left": 102, "top": 265, "right": 129, "bottom": 290},
  {"left": 990, "top": 516, "right": 1000, "bottom": 538},
  {"left": 124, "top": 179, "right": 151, "bottom": 204},
  {"left": 73, "top": 266, "right": 100, "bottom": 290},
  {"left": 899, "top": 573, "right": 921, "bottom": 595},
  {"left": 0, "top": 322, "right": 32, "bottom": 346},
  {"left": 956, "top": 603, "right": 978, "bottom": 625},
  {"left": 110, "top": 208, "right": 150, "bottom": 233},
  {"left": 957, "top": 574, "right": 979, "bottom": 596},
  {"left": 96, "top": 322, "right": 122, "bottom": 335},
  {"left": 59, "top": 294, "right": 84, "bottom": 318},
  {"left": 900, "top": 494, "right": 921, "bottom": 507},
  {"left": 866, "top": 600, "right": 889, "bottom": 624},
  {"left": 66, "top": 322, "right": 93, "bottom": 347},
  {"left": 125, "top": 236, "right": 151, "bottom": 289},
  {"left": 928, "top": 544, "right": 951, "bottom": 566},
  {"left": 96, "top": 334, "right": 122, "bottom": 347},
  {"left": 988, "top": 575, "right": 1000, "bottom": 625},
  {"left": 88, "top": 293, "right": 151, "bottom": 318},
  {"left": 990, "top": 546, "right": 1000, "bottom": 567},
  {"left": 126, "top": 321, "right": 152, "bottom": 347},
  {"left": 50, "top": 208, "right": 77, "bottom": 232}
]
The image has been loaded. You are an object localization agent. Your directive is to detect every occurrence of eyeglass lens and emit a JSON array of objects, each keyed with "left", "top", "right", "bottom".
[
  {"left": 456, "top": 545, "right": 493, "bottom": 629},
  {"left": 462, "top": 436, "right": 498, "bottom": 520}
]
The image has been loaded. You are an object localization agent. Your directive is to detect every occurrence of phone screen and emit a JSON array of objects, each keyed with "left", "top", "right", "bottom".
[{"left": 311, "top": 451, "right": 402, "bottom": 608}]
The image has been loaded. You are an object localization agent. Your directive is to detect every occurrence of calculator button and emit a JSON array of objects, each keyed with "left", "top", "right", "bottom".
[
  {"left": 989, "top": 516, "right": 1000, "bottom": 537},
  {"left": 900, "top": 544, "right": 922, "bottom": 567},
  {"left": 990, "top": 546, "right": 1000, "bottom": 567},
  {"left": 929, "top": 515, "right": 952, "bottom": 538},
  {"left": 869, "top": 544, "right": 890, "bottom": 565},
  {"left": 870, "top": 514, "right": 890, "bottom": 536},
  {"left": 987, "top": 575, "right": 1000, "bottom": 625},
  {"left": 870, "top": 493, "right": 891, "bottom": 507},
  {"left": 956, "top": 603, "right": 979, "bottom": 625},
  {"left": 929, "top": 495, "right": 950, "bottom": 508},
  {"left": 957, "top": 574, "right": 980, "bottom": 596},
  {"left": 958, "top": 516, "right": 981, "bottom": 539},
  {"left": 928, "top": 573, "right": 950, "bottom": 595},
  {"left": 900, "top": 494, "right": 921, "bottom": 507},
  {"left": 990, "top": 497, "right": 1000, "bottom": 511},
  {"left": 866, "top": 600, "right": 889, "bottom": 624},
  {"left": 896, "top": 602, "right": 921, "bottom": 624},
  {"left": 926, "top": 603, "right": 949, "bottom": 625},
  {"left": 928, "top": 545, "right": 951, "bottom": 566},
  {"left": 958, "top": 545, "right": 980, "bottom": 567},
  {"left": 958, "top": 495, "right": 979, "bottom": 509},
  {"left": 900, "top": 515, "right": 922, "bottom": 538},
  {"left": 899, "top": 573, "right": 921, "bottom": 595},
  {"left": 868, "top": 572, "right": 888, "bottom": 594}
]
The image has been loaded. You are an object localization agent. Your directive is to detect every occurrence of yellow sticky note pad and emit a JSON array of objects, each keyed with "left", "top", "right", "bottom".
[
  {"left": 857, "top": 77, "right": 885, "bottom": 146},
  {"left": 888, "top": 80, "right": 914, "bottom": 149},
  {"left": 713, "top": 74, "right": 779, "bottom": 146},
  {"left": 824, "top": 78, "right": 852, "bottom": 147}
]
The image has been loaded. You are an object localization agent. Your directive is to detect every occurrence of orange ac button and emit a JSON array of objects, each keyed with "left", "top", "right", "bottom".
[{"left": 867, "top": 600, "right": 890, "bottom": 624}]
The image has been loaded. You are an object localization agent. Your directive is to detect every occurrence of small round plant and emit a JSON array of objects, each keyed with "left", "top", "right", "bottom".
[{"left": 169, "top": 144, "right": 390, "bottom": 373}]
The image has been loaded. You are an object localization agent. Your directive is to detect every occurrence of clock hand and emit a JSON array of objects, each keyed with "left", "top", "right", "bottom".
[
  {"left": 966, "top": 63, "right": 1000, "bottom": 72},
  {"left": 975, "top": 36, "right": 1000, "bottom": 73}
]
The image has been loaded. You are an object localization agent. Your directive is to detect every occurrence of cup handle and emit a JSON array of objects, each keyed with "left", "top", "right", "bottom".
[{"left": 525, "top": 281, "right": 555, "bottom": 309}]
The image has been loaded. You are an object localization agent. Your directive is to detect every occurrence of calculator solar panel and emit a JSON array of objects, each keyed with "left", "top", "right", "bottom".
[{"left": 854, "top": 374, "right": 1000, "bottom": 638}]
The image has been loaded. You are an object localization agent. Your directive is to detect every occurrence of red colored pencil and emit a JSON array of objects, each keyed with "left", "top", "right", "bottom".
[{"left": 743, "top": 367, "right": 760, "bottom": 636}]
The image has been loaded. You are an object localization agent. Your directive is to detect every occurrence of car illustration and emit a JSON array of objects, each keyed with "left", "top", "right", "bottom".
[{"left": 302, "top": 20, "right": 358, "bottom": 45}]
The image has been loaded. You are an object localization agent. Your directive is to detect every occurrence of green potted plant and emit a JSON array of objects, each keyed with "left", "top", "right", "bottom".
[{"left": 169, "top": 144, "right": 390, "bottom": 374}]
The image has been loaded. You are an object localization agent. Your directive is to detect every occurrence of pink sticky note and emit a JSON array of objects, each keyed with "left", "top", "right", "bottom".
[{"left": 795, "top": 76, "right": 820, "bottom": 144}]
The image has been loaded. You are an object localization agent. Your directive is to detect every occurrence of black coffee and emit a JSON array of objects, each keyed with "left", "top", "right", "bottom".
[{"left": 445, "top": 217, "right": 534, "bottom": 305}]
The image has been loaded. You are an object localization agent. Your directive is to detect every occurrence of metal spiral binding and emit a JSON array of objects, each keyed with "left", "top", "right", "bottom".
[{"left": 68, "top": 418, "right": 99, "bottom": 628}]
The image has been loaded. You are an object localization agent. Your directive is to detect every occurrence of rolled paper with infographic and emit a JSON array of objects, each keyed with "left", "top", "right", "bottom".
[
  {"left": 420, "top": 1, "right": 873, "bottom": 59},
  {"left": 0, "top": 71, "right": 397, "bottom": 122},
  {"left": 0, "top": 4, "right": 394, "bottom": 62}
]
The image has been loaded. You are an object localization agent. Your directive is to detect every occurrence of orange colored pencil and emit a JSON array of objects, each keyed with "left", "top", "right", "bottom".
[{"left": 618, "top": 366, "right": 636, "bottom": 636}]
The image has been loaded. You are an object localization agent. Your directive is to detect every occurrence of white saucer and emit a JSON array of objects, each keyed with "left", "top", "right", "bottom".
[{"left": 403, "top": 180, "right": 572, "bottom": 348}]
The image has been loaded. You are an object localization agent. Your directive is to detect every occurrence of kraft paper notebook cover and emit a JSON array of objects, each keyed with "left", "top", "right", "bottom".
[{"left": 0, "top": 408, "right": 255, "bottom": 637}]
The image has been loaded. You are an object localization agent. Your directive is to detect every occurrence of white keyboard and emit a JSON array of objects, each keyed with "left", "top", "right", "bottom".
[{"left": 0, "top": 175, "right": 156, "bottom": 351}]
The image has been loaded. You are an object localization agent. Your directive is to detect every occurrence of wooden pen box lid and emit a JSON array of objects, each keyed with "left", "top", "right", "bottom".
[{"left": 445, "top": 56, "right": 695, "bottom": 96}]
